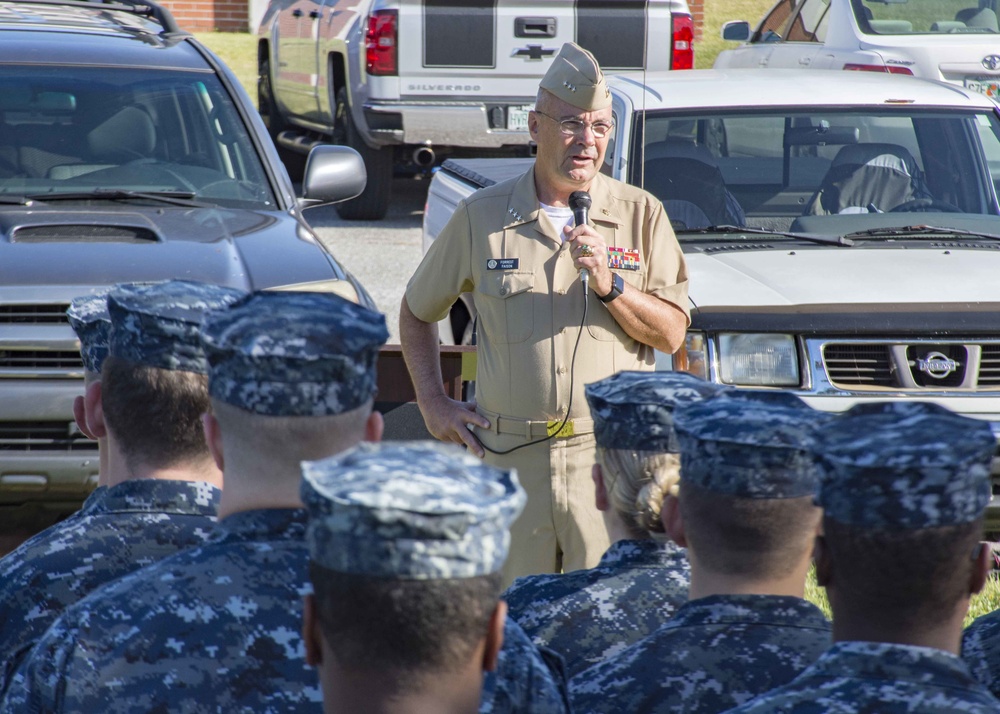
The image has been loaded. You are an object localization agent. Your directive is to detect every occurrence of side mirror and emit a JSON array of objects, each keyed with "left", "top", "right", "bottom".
[
  {"left": 721, "top": 20, "right": 751, "bottom": 41},
  {"left": 300, "top": 145, "right": 367, "bottom": 206}
]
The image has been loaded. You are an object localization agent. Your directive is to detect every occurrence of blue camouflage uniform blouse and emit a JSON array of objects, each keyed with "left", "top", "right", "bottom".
[
  {"left": 2, "top": 508, "right": 320, "bottom": 714},
  {"left": 0, "top": 478, "right": 219, "bottom": 696},
  {"left": 729, "top": 641, "right": 1000, "bottom": 713},
  {"left": 481, "top": 617, "right": 571, "bottom": 714},
  {"left": 504, "top": 539, "right": 690, "bottom": 677},
  {"left": 569, "top": 594, "right": 832, "bottom": 714}
]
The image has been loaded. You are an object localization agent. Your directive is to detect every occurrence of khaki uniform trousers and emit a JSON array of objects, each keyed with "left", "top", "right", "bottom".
[{"left": 478, "top": 424, "right": 611, "bottom": 587}]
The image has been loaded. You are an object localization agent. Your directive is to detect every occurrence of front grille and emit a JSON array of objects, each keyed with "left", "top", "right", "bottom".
[
  {"left": 0, "top": 304, "right": 70, "bottom": 324},
  {"left": 823, "top": 344, "right": 893, "bottom": 386},
  {"left": 980, "top": 345, "right": 1000, "bottom": 386},
  {"left": 0, "top": 421, "right": 97, "bottom": 452},
  {"left": 0, "top": 350, "right": 83, "bottom": 370}
]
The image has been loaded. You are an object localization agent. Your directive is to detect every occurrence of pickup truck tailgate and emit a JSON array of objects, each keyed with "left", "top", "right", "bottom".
[{"left": 397, "top": 0, "right": 667, "bottom": 104}]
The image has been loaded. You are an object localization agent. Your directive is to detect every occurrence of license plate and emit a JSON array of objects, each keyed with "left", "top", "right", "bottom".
[
  {"left": 966, "top": 77, "right": 1000, "bottom": 99},
  {"left": 507, "top": 104, "right": 532, "bottom": 131}
]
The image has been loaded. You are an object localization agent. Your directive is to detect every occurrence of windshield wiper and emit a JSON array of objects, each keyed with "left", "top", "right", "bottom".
[
  {"left": 23, "top": 189, "right": 208, "bottom": 208},
  {"left": 677, "top": 224, "right": 854, "bottom": 246},
  {"left": 842, "top": 225, "right": 1000, "bottom": 242}
]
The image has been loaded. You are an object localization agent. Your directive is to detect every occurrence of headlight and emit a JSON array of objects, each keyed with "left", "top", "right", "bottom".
[
  {"left": 671, "top": 331, "right": 709, "bottom": 380},
  {"left": 718, "top": 333, "right": 799, "bottom": 387}
]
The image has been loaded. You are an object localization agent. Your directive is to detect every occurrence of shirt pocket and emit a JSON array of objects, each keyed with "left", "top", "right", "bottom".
[
  {"left": 478, "top": 270, "right": 535, "bottom": 344},
  {"left": 587, "top": 267, "right": 645, "bottom": 342}
]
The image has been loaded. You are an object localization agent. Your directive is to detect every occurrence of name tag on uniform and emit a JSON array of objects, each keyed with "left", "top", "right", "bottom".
[
  {"left": 608, "top": 247, "right": 640, "bottom": 271},
  {"left": 487, "top": 258, "right": 519, "bottom": 270}
]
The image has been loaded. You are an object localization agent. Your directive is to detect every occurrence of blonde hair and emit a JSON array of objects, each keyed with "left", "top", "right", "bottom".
[{"left": 596, "top": 447, "right": 681, "bottom": 541}]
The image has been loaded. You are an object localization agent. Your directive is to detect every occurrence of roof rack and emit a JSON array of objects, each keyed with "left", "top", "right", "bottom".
[{"left": 7, "top": 0, "right": 185, "bottom": 34}]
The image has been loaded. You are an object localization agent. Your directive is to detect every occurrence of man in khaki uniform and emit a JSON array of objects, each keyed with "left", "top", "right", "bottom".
[{"left": 400, "top": 42, "right": 690, "bottom": 583}]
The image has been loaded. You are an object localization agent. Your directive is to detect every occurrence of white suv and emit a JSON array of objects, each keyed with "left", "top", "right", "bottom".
[{"left": 715, "top": 0, "right": 1000, "bottom": 99}]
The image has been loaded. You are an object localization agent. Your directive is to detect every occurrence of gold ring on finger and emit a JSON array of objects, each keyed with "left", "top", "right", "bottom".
[{"left": 580, "top": 244, "right": 593, "bottom": 257}]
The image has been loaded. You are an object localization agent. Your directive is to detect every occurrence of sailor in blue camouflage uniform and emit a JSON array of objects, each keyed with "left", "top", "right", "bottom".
[
  {"left": 0, "top": 280, "right": 240, "bottom": 698},
  {"left": 504, "top": 372, "right": 722, "bottom": 676},
  {"left": 570, "top": 390, "right": 832, "bottom": 714},
  {"left": 730, "top": 402, "right": 1000, "bottom": 714},
  {"left": 301, "top": 441, "right": 542, "bottom": 714},
  {"left": 2, "top": 290, "right": 389, "bottom": 714}
]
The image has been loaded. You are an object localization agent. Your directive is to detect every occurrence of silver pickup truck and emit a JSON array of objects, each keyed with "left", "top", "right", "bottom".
[
  {"left": 423, "top": 68, "right": 1000, "bottom": 528},
  {"left": 256, "top": 0, "right": 695, "bottom": 220}
]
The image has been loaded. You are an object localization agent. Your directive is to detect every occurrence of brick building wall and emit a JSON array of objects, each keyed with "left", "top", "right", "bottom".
[
  {"left": 688, "top": 0, "right": 705, "bottom": 39},
  {"left": 160, "top": 0, "right": 249, "bottom": 32}
]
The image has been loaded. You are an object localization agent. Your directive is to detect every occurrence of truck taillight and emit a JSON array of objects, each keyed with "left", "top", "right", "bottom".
[
  {"left": 366, "top": 10, "right": 398, "bottom": 76},
  {"left": 671, "top": 14, "right": 694, "bottom": 70},
  {"left": 843, "top": 63, "right": 913, "bottom": 75}
]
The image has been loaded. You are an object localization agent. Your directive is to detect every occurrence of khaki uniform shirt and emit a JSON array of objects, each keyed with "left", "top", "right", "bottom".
[{"left": 406, "top": 166, "right": 689, "bottom": 424}]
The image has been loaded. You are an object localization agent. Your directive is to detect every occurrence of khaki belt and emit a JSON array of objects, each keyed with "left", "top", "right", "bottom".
[{"left": 477, "top": 407, "right": 593, "bottom": 439}]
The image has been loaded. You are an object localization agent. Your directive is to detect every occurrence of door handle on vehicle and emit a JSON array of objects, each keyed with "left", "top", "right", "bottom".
[
  {"left": 292, "top": 8, "right": 303, "bottom": 17},
  {"left": 799, "top": 56, "right": 812, "bottom": 65},
  {"left": 309, "top": 9, "right": 321, "bottom": 19},
  {"left": 515, "top": 17, "right": 557, "bottom": 38}
]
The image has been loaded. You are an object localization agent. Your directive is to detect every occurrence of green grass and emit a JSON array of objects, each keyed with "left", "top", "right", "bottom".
[{"left": 805, "top": 567, "right": 1000, "bottom": 628}]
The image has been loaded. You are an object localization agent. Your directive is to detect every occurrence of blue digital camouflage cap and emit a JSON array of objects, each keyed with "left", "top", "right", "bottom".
[
  {"left": 107, "top": 280, "right": 245, "bottom": 374},
  {"left": 67, "top": 289, "right": 112, "bottom": 374},
  {"left": 301, "top": 441, "right": 527, "bottom": 579},
  {"left": 201, "top": 290, "right": 389, "bottom": 416},
  {"left": 815, "top": 402, "right": 994, "bottom": 529},
  {"left": 674, "top": 390, "right": 830, "bottom": 499},
  {"left": 585, "top": 371, "right": 727, "bottom": 452}
]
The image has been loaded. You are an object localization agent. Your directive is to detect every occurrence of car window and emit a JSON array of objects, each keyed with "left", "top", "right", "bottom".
[
  {"left": 0, "top": 66, "right": 276, "bottom": 209},
  {"left": 632, "top": 108, "right": 1000, "bottom": 234},
  {"left": 752, "top": 0, "right": 799, "bottom": 41},
  {"left": 784, "top": 0, "right": 831, "bottom": 42},
  {"left": 854, "top": 0, "right": 998, "bottom": 34}
]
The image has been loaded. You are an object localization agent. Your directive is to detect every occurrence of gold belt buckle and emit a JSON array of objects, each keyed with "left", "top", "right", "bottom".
[{"left": 546, "top": 420, "right": 575, "bottom": 438}]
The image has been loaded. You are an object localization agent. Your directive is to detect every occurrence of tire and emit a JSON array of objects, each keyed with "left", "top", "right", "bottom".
[
  {"left": 334, "top": 89, "right": 393, "bottom": 220},
  {"left": 258, "top": 57, "right": 306, "bottom": 181}
]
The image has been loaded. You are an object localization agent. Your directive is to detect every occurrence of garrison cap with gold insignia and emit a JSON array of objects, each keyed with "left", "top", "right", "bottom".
[
  {"left": 585, "top": 371, "right": 728, "bottom": 453},
  {"left": 674, "top": 390, "right": 831, "bottom": 499},
  {"left": 67, "top": 289, "right": 112, "bottom": 374},
  {"left": 815, "top": 402, "right": 994, "bottom": 529},
  {"left": 201, "top": 290, "right": 388, "bottom": 417},
  {"left": 302, "top": 441, "right": 527, "bottom": 579},
  {"left": 108, "top": 280, "right": 245, "bottom": 374},
  {"left": 539, "top": 42, "right": 611, "bottom": 111}
]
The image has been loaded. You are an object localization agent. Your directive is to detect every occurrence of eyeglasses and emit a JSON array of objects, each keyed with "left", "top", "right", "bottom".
[{"left": 534, "top": 110, "right": 615, "bottom": 139}]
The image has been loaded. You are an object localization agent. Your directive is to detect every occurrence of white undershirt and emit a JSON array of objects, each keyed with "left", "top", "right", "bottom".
[{"left": 540, "top": 202, "right": 574, "bottom": 241}]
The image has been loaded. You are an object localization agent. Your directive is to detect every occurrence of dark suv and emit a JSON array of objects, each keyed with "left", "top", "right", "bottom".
[{"left": 0, "top": 0, "right": 370, "bottom": 529}]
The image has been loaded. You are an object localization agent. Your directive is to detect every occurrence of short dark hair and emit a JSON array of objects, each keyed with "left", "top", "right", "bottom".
[
  {"left": 100, "top": 355, "right": 211, "bottom": 470},
  {"left": 824, "top": 517, "right": 982, "bottom": 628},
  {"left": 309, "top": 563, "right": 501, "bottom": 683},
  {"left": 679, "top": 480, "right": 820, "bottom": 578}
]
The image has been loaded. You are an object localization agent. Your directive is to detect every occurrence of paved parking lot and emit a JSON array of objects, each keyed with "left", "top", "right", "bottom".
[{"left": 310, "top": 177, "right": 429, "bottom": 344}]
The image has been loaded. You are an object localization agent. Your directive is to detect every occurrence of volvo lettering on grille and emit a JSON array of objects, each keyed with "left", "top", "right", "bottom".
[
  {"left": 983, "top": 55, "right": 1000, "bottom": 71},
  {"left": 916, "top": 351, "right": 960, "bottom": 379}
]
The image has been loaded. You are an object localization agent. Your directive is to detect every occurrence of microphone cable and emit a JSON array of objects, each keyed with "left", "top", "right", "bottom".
[{"left": 480, "top": 285, "right": 588, "bottom": 456}]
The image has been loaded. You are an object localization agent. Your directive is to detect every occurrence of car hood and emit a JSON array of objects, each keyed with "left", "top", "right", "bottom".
[
  {"left": 0, "top": 206, "right": 341, "bottom": 290},
  {"left": 686, "top": 245, "right": 1000, "bottom": 308}
]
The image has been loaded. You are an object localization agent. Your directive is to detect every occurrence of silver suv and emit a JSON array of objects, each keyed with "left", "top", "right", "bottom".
[{"left": 0, "top": 0, "right": 370, "bottom": 530}]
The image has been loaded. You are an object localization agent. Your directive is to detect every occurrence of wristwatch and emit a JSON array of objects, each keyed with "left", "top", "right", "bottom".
[{"left": 598, "top": 272, "right": 624, "bottom": 303}]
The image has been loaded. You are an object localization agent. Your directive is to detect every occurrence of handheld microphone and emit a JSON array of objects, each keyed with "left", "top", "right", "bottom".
[{"left": 569, "top": 191, "right": 592, "bottom": 292}]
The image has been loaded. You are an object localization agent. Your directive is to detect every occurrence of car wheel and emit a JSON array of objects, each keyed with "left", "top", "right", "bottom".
[
  {"left": 258, "top": 57, "right": 306, "bottom": 181},
  {"left": 334, "top": 88, "right": 393, "bottom": 221}
]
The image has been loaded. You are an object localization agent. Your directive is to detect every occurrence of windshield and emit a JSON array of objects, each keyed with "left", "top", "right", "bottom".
[
  {"left": 628, "top": 107, "right": 1000, "bottom": 239},
  {"left": 853, "top": 0, "right": 998, "bottom": 34},
  {"left": 0, "top": 65, "right": 276, "bottom": 209}
]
